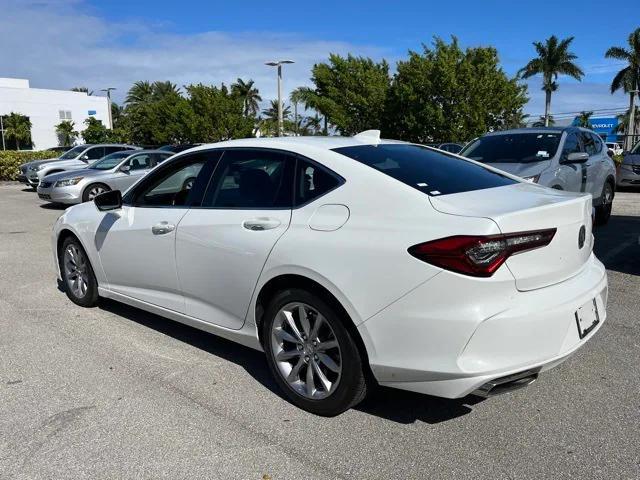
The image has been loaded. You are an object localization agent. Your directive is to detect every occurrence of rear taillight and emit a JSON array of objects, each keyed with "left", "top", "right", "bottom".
[{"left": 408, "top": 229, "right": 556, "bottom": 277}]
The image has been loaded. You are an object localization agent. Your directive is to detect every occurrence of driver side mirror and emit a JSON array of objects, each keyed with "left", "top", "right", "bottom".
[
  {"left": 562, "top": 152, "right": 589, "bottom": 164},
  {"left": 94, "top": 190, "right": 122, "bottom": 211},
  {"left": 120, "top": 164, "right": 131, "bottom": 173},
  {"left": 80, "top": 154, "right": 89, "bottom": 162}
]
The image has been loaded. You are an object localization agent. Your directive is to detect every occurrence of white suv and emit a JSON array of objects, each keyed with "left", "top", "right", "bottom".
[{"left": 461, "top": 127, "right": 617, "bottom": 224}]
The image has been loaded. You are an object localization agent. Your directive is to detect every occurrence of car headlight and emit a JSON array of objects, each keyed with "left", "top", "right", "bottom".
[
  {"left": 55, "top": 177, "right": 83, "bottom": 187},
  {"left": 523, "top": 174, "right": 540, "bottom": 183}
]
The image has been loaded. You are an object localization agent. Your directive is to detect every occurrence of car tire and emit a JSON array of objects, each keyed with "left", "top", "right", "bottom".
[
  {"left": 59, "top": 236, "right": 99, "bottom": 307},
  {"left": 82, "top": 183, "right": 111, "bottom": 203},
  {"left": 262, "top": 288, "right": 368, "bottom": 416},
  {"left": 595, "top": 181, "right": 613, "bottom": 226}
]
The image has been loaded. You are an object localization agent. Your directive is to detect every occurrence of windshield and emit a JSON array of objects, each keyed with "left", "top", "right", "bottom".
[
  {"left": 333, "top": 144, "right": 515, "bottom": 197},
  {"left": 89, "top": 151, "right": 130, "bottom": 170},
  {"left": 58, "top": 145, "right": 87, "bottom": 160},
  {"left": 631, "top": 141, "right": 640, "bottom": 154},
  {"left": 461, "top": 133, "right": 562, "bottom": 163}
]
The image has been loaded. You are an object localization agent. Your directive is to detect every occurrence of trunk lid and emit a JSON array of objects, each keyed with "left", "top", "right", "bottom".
[{"left": 429, "top": 183, "right": 593, "bottom": 291}]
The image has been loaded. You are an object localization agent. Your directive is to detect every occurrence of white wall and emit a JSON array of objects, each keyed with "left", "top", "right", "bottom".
[{"left": 0, "top": 78, "right": 110, "bottom": 150}]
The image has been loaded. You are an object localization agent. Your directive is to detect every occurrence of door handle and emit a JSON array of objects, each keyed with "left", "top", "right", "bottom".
[
  {"left": 242, "top": 218, "right": 281, "bottom": 231},
  {"left": 152, "top": 221, "right": 175, "bottom": 235}
]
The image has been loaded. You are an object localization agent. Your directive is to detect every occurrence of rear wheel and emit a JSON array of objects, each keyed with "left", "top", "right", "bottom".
[
  {"left": 262, "top": 288, "right": 368, "bottom": 416},
  {"left": 82, "top": 183, "right": 110, "bottom": 202},
  {"left": 59, "top": 236, "right": 99, "bottom": 307},
  {"left": 595, "top": 181, "right": 613, "bottom": 226}
]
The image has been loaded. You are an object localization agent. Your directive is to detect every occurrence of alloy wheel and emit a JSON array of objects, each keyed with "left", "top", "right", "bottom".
[
  {"left": 270, "top": 302, "right": 342, "bottom": 400},
  {"left": 63, "top": 244, "right": 89, "bottom": 298},
  {"left": 88, "top": 185, "right": 106, "bottom": 200}
]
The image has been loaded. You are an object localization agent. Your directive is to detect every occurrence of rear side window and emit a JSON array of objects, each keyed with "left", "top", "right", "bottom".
[
  {"left": 296, "top": 160, "right": 341, "bottom": 205},
  {"left": 333, "top": 144, "right": 516, "bottom": 196},
  {"left": 590, "top": 133, "right": 603, "bottom": 153}
]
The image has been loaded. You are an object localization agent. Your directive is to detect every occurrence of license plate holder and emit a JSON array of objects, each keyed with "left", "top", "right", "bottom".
[{"left": 575, "top": 298, "right": 600, "bottom": 339}]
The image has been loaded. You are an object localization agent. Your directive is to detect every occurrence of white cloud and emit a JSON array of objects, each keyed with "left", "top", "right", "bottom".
[
  {"left": 0, "top": 0, "right": 388, "bottom": 105},
  {"left": 523, "top": 79, "right": 629, "bottom": 119}
]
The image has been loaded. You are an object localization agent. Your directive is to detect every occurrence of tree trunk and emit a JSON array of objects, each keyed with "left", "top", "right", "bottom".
[
  {"left": 323, "top": 116, "right": 328, "bottom": 136},
  {"left": 544, "top": 90, "right": 552, "bottom": 127}
]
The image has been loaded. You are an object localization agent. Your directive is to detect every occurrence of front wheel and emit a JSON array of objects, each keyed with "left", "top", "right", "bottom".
[
  {"left": 82, "top": 183, "right": 111, "bottom": 202},
  {"left": 594, "top": 182, "right": 613, "bottom": 226},
  {"left": 262, "top": 288, "right": 368, "bottom": 416},
  {"left": 59, "top": 236, "right": 99, "bottom": 307}
]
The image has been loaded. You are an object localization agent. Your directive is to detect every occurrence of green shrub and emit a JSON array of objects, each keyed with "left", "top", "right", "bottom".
[
  {"left": 0, "top": 150, "right": 58, "bottom": 181},
  {"left": 612, "top": 154, "right": 624, "bottom": 166}
]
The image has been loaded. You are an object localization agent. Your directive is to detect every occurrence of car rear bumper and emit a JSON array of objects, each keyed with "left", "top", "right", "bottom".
[
  {"left": 37, "top": 184, "right": 82, "bottom": 204},
  {"left": 358, "top": 253, "right": 607, "bottom": 398}
]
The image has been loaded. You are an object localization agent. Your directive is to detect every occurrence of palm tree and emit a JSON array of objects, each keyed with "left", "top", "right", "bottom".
[
  {"left": 262, "top": 100, "right": 291, "bottom": 122},
  {"left": 519, "top": 35, "right": 584, "bottom": 127},
  {"left": 576, "top": 111, "right": 593, "bottom": 128},
  {"left": 605, "top": 28, "right": 640, "bottom": 150},
  {"left": 290, "top": 87, "right": 309, "bottom": 135},
  {"left": 55, "top": 120, "right": 78, "bottom": 146},
  {"left": 152, "top": 81, "right": 180, "bottom": 99},
  {"left": 533, "top": 115, "right": 555, "bottom": 127},
  {"left": 231, "top": 78, "right": 262, "bottom": 117},
  {"left": 126, "top": 81, "right": 154, "bottom": 106},
  {"left": 3, "top": 112, "right": 32, "bottom": 150},
  {"left": 71, "top": 87, "right": 93, "bottom": 95},
  {"left": 289, "top": 86, "right": 330, "bottom": 135}
]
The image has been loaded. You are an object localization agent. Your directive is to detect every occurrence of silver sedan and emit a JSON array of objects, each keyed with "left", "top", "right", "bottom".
[{"left": 37, "top": 150, "right": 173, "bottom": 204}]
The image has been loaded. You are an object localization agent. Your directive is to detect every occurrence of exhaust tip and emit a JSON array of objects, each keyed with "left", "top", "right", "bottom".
[{"left": 472, "top": 368, "right": 541, "bottom": 398}]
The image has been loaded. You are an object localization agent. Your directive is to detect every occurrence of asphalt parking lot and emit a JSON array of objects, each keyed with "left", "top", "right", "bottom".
[{"left": 1, "top": 182, "right": 639, "bottom": 480}]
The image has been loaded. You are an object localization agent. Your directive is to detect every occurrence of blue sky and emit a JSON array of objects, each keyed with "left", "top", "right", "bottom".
[{"left": 3, "top": 0, "right": 636, "bottom": 118}]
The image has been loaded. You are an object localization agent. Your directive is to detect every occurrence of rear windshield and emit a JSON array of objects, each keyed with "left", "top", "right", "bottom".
[
  {"left": 461, "top": 133, "right": 562, "bottom": 163},
  {"left": 333, "top": 144, "right": 516, "bottom": 196}
]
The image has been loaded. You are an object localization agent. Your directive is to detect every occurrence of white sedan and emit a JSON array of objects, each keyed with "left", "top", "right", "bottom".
[{"left": 52, "top": 131, "right": 607, "bottom": 416}]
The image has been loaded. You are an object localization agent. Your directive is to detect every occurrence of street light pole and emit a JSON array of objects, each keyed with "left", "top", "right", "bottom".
[
  {"left": 100, "top": 87, "right": 116, "bottom": 130},
  {"left": 628, "top": 89, "right": 638, "bottom": 151},
  {"left": 265, "top": 60, "right": 294, "bottom": 136},
  {"left": 0, "top": 115, "right": 5, "bottom": 151}
]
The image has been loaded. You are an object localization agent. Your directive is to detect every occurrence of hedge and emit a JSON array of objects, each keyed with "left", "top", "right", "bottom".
[{"left": 0, "top": 150, "right": 58, "bottom": 181}]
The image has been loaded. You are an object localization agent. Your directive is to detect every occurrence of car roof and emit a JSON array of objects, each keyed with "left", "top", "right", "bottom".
[
  {"left": 482, "top": 126, "right": 593, "bottom": 137},
  {"left": 185, "top": 134, "right": 408, "bottom": 154}
]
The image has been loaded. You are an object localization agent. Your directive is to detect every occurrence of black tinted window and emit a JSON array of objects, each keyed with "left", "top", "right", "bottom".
[
  {"left": 296, "top": 160, "right": 341, "bottom": 205},
  {"left": 204, "top": 149, "right": 294, "bottom": 209},
  {"left": 85, "top": 147, "right": 105, "bottom": 160},
  {"left": 334, "top": 144, "right": 516, "bottom": 197},
  {"left": 129, "top": 151, "right": 219, "bottom": 207},
  {"left": 461, "top": 133, "right": 561, "bottom": 163},
  {"left": 589, "top": 133, "right": 603, "bottom": 153}
]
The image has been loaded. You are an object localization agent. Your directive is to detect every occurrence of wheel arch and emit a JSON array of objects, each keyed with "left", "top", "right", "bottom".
[{"left": 253, "top": 273, "right": 373, "bottom": 381}]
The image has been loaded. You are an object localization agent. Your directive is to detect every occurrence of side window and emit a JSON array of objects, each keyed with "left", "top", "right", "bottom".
[
  {"left": 590, "top": 133, "right": 603, "bottom": 153},
  {"left": 581, "top": 133, "right": 597, "bottom": 156},
  {"left": 153, "top": 153, "right": 172, "bottom": 165},
  {"left": 295, "top": 160, "right": 341, "bottom": 205},
  {"left": 128, "top": 154, "right": 151, "bottom": 171},
  {"left": 129, "top": 152, "right": 218, "bottom": 207},
  {"left": 204, "top": 149, "right": 294, "bottom": 209},
  {"left": 85, "top": 147, "right": 105, "bottom": 160},
  {"left": 562, "top": 133, "right": 582, "bottom": 158},
  {"left": 104, "top": 146, "right": 124, "bottom": 156}
]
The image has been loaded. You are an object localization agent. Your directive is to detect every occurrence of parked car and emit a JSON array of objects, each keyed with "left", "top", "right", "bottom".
[
  {"left": 617, "top": 140, "right": 640, "bottom": 187},
  {"left": 460, "top": 127, "right": 617, "bottom": 225},
  {"left": 52, "top": 132, "right": 607, "bottom": 416},
  {"left": 37, "top": 150, "right": 173, "bottom": 204},
  {"left": 425, "top": 142, "right": 464, "bottom": 154},
  {"left": 22, "top": 144, "right": 139, "bottom": 188},
  {"left": 605, "top": 142, "right": 623, "bottom": 156}
]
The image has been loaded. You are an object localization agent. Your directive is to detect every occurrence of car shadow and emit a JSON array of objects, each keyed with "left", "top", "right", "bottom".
[
  {"left": 96, "top": 297, "right": 484, "bottom": 424},
  {"left": 593, "top": 214, "right": 640, "bottom": 276},
  {"left": 39, "top": 203, "right": 68, "bottom": 210}
]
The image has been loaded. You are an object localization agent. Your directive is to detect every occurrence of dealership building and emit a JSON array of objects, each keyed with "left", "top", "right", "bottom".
[{"left": 0, "top": 78, "right": 111, "bottom": 150}]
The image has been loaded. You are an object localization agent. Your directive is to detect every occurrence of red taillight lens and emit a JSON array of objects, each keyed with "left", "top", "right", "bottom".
[{"left": 408, "top": 229, "right": 557, "bottom": 277}]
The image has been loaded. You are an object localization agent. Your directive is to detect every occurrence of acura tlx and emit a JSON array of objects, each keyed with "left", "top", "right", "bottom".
[{"left": 52, "top": 130, "right": 607, "bottom": 416}]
